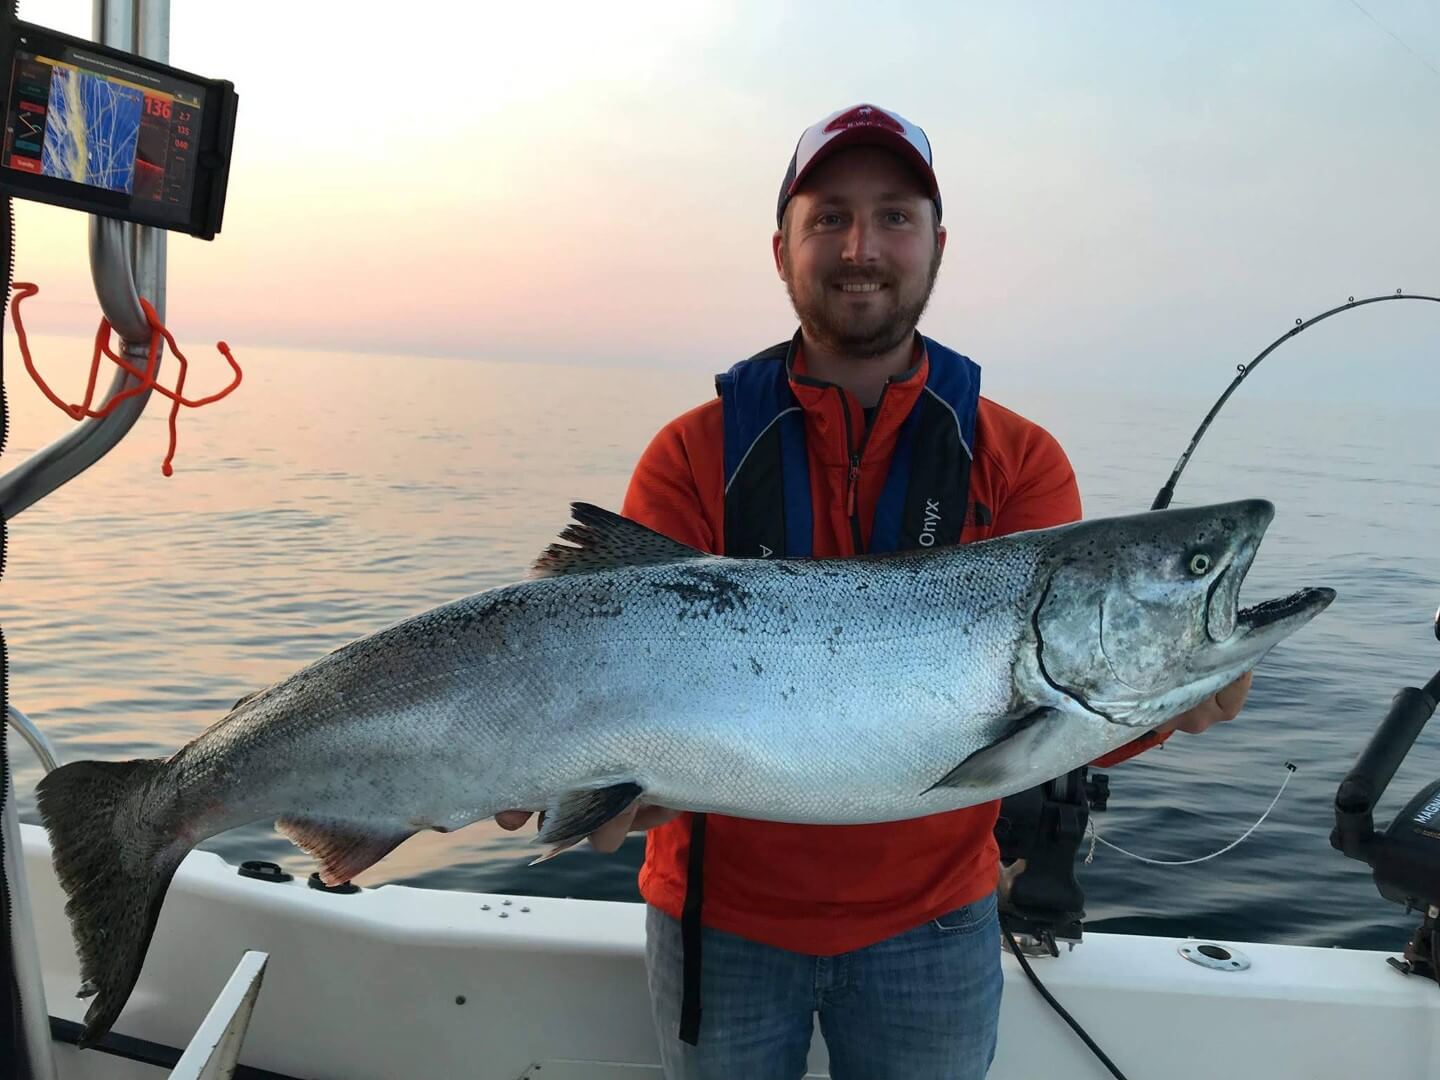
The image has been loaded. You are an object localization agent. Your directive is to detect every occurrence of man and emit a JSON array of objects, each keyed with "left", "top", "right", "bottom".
[{"left": 500, "top": 103, "right": 1250, "bottom": 1079}]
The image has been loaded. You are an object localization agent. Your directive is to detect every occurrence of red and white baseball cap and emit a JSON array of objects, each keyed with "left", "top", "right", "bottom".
[{"left": 777, "top": 103, "right": 941, "bottom": 227}]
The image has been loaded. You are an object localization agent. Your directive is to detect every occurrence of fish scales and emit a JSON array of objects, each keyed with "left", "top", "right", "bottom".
[{"left": 169, "top": 542, "right": 1043, "bottom": 838}]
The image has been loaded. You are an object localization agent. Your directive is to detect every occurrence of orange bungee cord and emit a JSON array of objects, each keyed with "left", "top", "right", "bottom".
[{"left": 11, "top": 281, "right": 242, "bottom": 475}]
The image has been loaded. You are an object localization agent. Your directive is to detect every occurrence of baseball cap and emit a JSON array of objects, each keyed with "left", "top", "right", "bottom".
[{"left": 776, "top": 103, "right": 941, "bottom": 228}]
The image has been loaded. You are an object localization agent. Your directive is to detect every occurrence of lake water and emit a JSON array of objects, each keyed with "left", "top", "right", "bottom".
[{"left": 4, "top": 334, "right": 1437, "bottom": 954}]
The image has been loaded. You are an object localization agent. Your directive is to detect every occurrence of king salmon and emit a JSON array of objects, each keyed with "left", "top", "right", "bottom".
[{"left": 37, "top": 498, "right": 1333, "bottom": 1042}]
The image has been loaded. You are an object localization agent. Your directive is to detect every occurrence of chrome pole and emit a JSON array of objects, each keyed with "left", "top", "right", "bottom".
[
  {"left": 0, "top": 0, "right": 168, "bottom": 520},
  {"left": 1, "top": 5, "right": 168, "bottom": 1078},
  {"left": 7, "top": 707, "right": 59, "bottom": 776},
  {"left": 2, "top": 770, "right": 58, "bottom": 1080}
]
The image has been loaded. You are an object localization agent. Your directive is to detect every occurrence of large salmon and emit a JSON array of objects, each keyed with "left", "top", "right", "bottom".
[{"left": 38, "top": 498, "right": 1332, "bottom": 1043}]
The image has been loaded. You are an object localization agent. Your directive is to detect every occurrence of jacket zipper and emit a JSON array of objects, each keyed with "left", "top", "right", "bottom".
[{"left": 837, "top": 382, "right": 892, "bottom": 555}]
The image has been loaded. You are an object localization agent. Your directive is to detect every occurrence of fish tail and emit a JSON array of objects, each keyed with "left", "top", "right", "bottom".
[{"left": 36, "top": 757, "right": 189, "bottom": 1046}]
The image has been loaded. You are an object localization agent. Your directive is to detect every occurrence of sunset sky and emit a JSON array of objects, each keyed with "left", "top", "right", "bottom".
[{"left": 8, "top": 0, "right": 1438, "bottom": 402}]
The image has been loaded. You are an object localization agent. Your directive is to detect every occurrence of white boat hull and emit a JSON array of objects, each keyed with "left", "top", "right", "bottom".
[{"left": 19, "top": 824, "right": 1440, "bottom": 1079}]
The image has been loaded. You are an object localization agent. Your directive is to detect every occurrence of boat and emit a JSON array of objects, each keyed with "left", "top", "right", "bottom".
[
  {"left": 9, "top": 808, "right": 1440, "bottom": 1079},
  {"left": 3, "top": 4, "right": 1439, "bottom": 1079}
]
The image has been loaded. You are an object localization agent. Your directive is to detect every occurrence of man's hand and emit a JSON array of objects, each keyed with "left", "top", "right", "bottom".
[
  {"left": 494, "top": 803, "right": 680, "bottom": 853},
  {"left": 1156, "top": 671, "right": 1252, "bottom": 736}
]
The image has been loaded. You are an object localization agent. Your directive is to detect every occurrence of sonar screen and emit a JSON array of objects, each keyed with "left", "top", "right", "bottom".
[{"left": 0, "top": 17, "right": 236, "bottom": 239}]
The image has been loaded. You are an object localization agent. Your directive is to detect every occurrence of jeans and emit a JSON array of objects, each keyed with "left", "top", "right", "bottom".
[{"left": 646, "top": 892, "right": 1003, "bottom": 1080}]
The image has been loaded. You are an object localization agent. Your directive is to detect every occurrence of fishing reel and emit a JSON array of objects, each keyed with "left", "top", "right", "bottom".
[
  {"left": 994, "top": 766, "right": 1108, "bottom": 954},
  {"left": 1329, "top": 608, "right": 1440, "bottom": 985}
]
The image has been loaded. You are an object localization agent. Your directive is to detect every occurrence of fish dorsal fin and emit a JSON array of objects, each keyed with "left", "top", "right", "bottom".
[
  {"left": 230, "top": 689, "right": 265, "bottom": 712},
  {"left": 529, "top": 502, "right": 707, "bottom": 578}
]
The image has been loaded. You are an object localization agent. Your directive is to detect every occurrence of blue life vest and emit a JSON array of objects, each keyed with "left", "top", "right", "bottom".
[{"left": 715, "top": 332, "right": 981, "bottom": 556}]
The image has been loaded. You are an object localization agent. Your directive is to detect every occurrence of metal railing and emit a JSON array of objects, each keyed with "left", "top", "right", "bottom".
[
  {"left": 1, "top": 5, "right": 178, "bottom": 1079},
  {"left": 0, "top": 1, "right": 170, "bottom": 519},
  {"left": 7, "top": 706, "right": 58, "bottom": 775}
]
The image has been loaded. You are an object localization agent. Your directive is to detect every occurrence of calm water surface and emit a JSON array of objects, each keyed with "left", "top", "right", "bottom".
[{"left": 5, "top": 335, "right": 1437, "bottom": 953}]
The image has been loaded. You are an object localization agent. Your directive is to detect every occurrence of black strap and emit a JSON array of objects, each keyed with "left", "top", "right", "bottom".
[
  {"left": 48, "top": 1016, "right": 301, "bottom": 1079},
  {"left": 677, "top": 812, "right": 707, "bottom": 1045}
]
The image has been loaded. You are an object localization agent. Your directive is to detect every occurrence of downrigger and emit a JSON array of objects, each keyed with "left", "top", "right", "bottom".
[{"left": 1330, "top": 608, "right": 1440, "bottom": 985}]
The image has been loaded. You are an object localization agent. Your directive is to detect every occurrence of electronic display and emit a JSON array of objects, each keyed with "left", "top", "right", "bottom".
[{"left": 0, "top": 18, "right": 235, "bottom": 239}]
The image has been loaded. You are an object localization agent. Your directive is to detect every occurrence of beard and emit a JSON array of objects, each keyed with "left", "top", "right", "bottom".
[{"left": 782, "top": 242, "right": 943, "bottom": 359}]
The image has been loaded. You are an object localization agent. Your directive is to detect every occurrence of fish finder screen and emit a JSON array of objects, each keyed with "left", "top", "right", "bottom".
[{"left": 2, "top": 45, "right": 204, "bottom": 218}]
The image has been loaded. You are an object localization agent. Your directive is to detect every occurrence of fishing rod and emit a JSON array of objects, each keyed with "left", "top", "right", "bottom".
[{"left": 1151, "top": 291, "right": 1440, "bottom": 511}]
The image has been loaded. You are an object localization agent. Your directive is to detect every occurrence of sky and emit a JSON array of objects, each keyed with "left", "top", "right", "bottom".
[{"left": 7, "top": 0, "right": 1438, "bottom": 403}]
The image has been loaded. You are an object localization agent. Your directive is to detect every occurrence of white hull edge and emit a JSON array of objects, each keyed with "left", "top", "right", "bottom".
[{"left": 20, "top": 823, "right": 1440, "bottom": 1079}]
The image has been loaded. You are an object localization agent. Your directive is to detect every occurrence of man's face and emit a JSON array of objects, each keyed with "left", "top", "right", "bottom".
[{"left": 774, "top": 145, "right": 946, "bottom": 359}]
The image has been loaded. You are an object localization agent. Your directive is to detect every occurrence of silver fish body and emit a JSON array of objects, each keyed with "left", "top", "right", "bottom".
[{"left": 38, "top": 498, "right": 1334, "bottom": 1042}]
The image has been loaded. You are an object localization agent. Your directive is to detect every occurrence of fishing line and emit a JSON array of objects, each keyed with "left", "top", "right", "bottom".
[
  {"left": 1344, "top": 0, "right": 1440, "bottom": 84},
  {"left": 1017, "top": 767, "right": 1296, "bottom": 1079},
  {"left": 1013, "top": 761, "right": 1297, "bottom": 1080},
  {"left": 1085, "top": 762, "right": 1296, "bottom": 866}
]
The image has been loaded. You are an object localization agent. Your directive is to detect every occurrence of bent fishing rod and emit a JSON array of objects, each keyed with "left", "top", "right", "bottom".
[{"left": 1151, "top": 291, "right": 1440, "bottom": 511}]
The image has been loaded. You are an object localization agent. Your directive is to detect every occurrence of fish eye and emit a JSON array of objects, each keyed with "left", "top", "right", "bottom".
[{"left": 1187, "top": 552, "right": 1213, "bottom": 576}]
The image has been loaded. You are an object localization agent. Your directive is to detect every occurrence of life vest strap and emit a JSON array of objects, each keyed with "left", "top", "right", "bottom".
[{"left": 678, "top": 811, "right": 707, "bottom": 1045}]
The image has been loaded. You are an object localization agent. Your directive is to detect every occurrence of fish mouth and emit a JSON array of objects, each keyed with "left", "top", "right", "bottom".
[
  {"left": 1201, "top": 515, "right": 1334, "bottom": 644},
  {"left": 1236, "top": 586, "right": 1337, "bottom": 632}
]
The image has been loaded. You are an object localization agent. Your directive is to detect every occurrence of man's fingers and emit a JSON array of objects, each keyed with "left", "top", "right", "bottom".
[
  {"left": 495, "top": 810, "right": 532, "bottom": 831},
  {"left": 588, "top": 800, "right": 642, "bottom": 854},
  {"left": 1185, "top": 672, "right": 1252, "bottom": 732},
  {"left": 501, "top": 804, "right": 678, "bottom": 849},
  {"left": 1156, "top": 672, "right": 1255, "bottom": 736},
  {"left": 1214, "top": 671, "right": 1253, "bottom": 719},
  {"left": 632, "top": 806, "right": 681, "bottom": 831},
  {"left": 586, "top": 804, "right": 680, "bottom": 854}
]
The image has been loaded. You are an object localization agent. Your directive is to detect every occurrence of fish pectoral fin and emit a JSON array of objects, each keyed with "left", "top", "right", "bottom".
[
  {"left": 534, "top": 781, "right": 644, "bottom": 848},
  {"left": 528, "top": 837, "right": 583, "bottom": 866},
  {"left": 529, "top": 503, "right": 707, "bottom": 578},
  {"left": 925, "top": 707, "right": 1064, "bottom": 792},
  {"left": 275, "top": 815, "right": 416, "bottom": 886}
]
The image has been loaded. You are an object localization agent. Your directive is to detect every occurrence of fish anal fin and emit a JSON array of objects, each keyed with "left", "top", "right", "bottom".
[
  {"left": 529, "top": 503, "right": 706, "bottom": 579},
  {"left": 275, "top": 815, "right": 415, "bottom": 885},
  {"left": 534, "top": 781, "right": 644, "bottom": 848},
  {"left": 926, "top": 707, "right": 1064, "bottom": 792}
]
